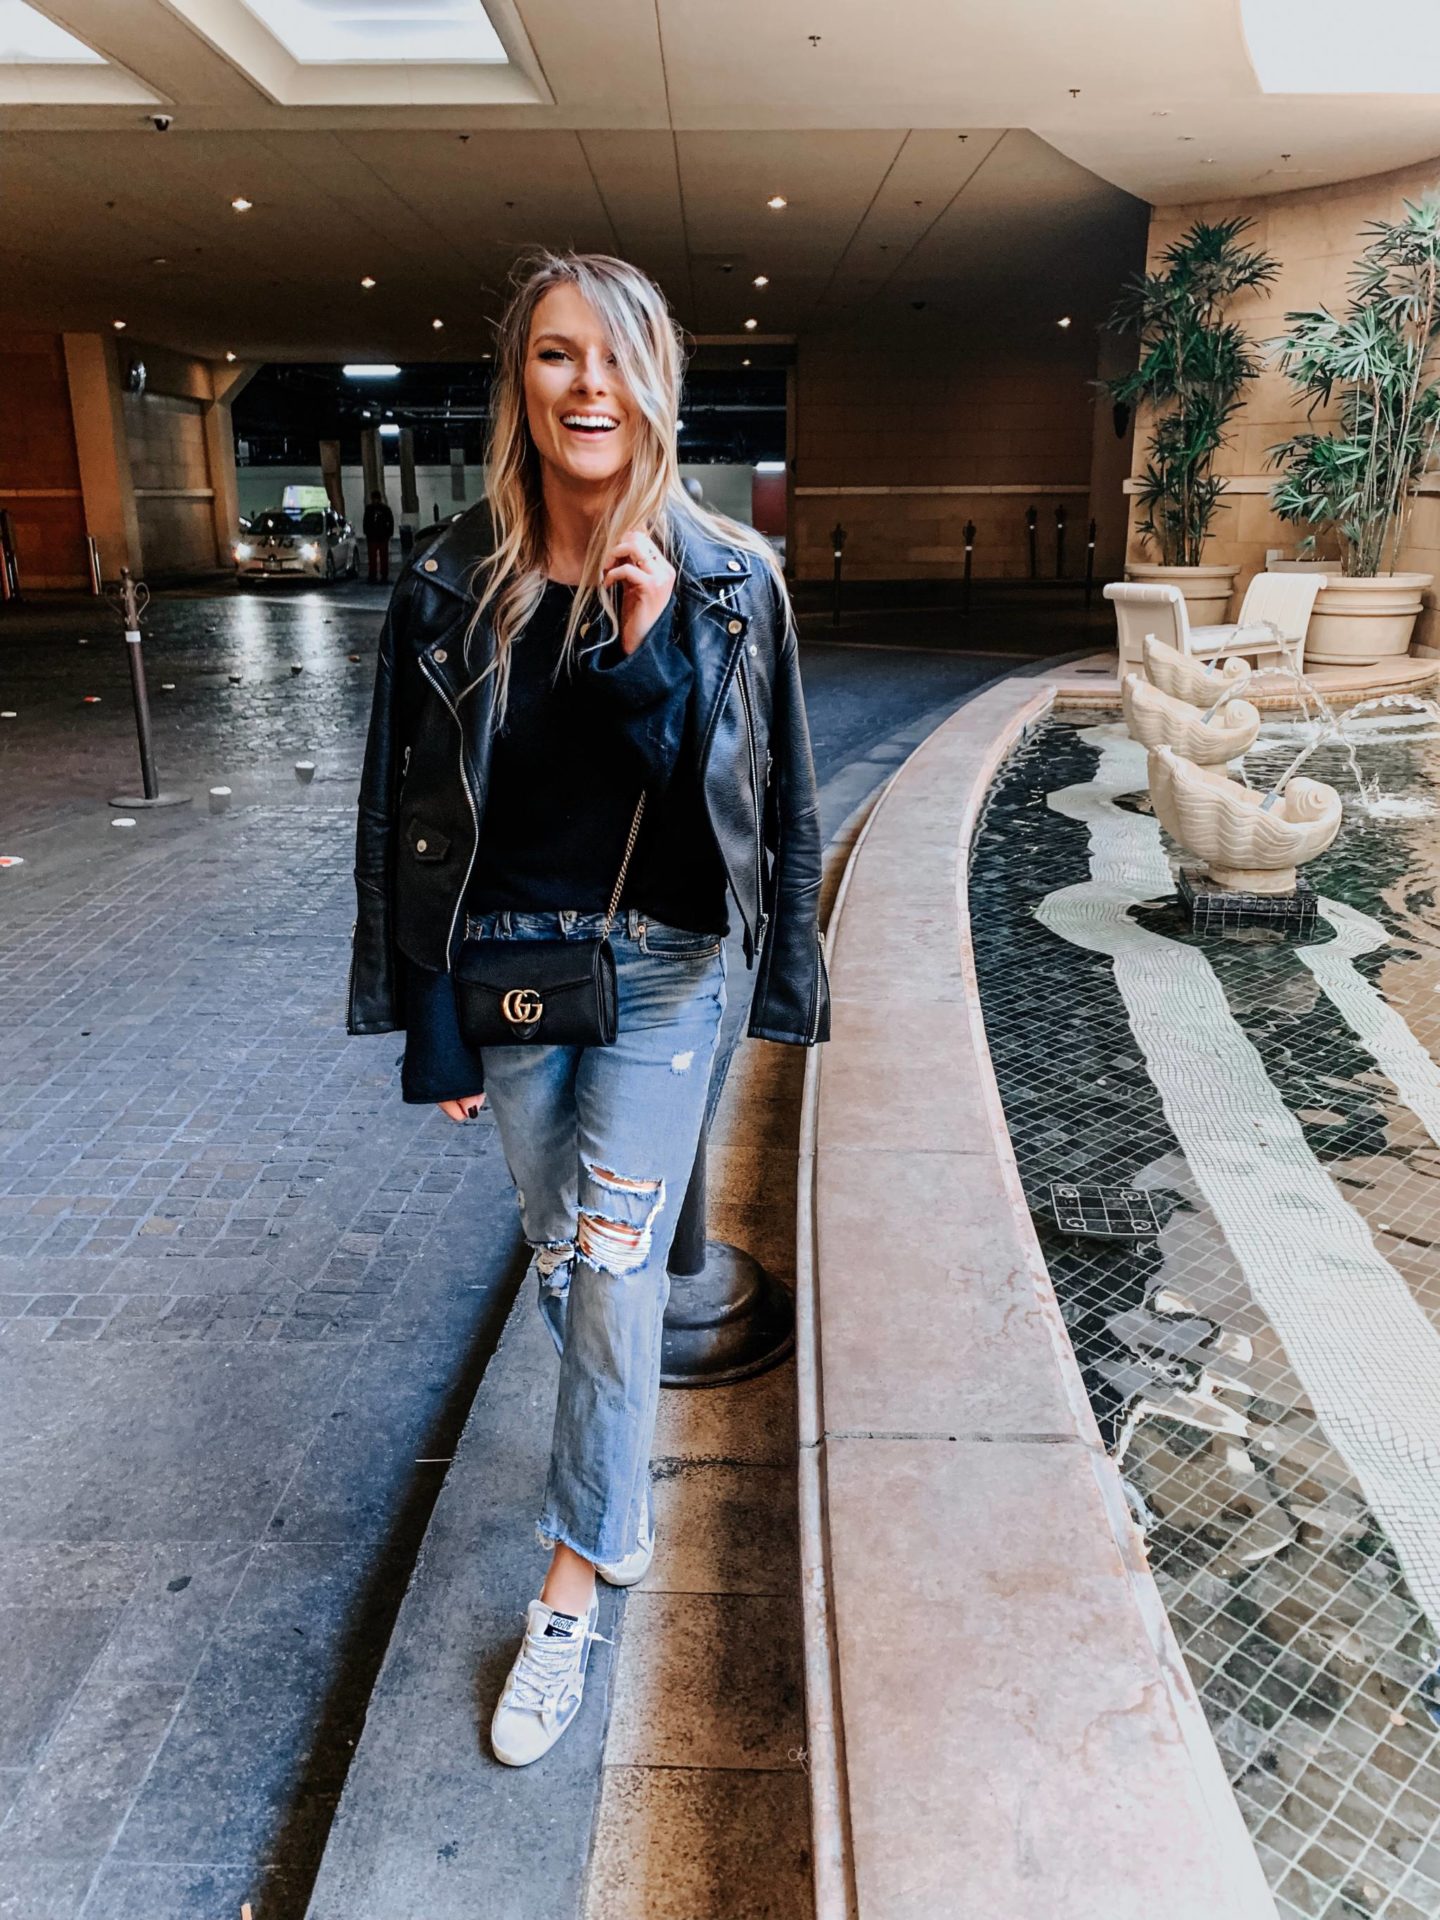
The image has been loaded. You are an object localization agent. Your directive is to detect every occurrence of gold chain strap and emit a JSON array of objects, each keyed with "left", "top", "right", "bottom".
[{"left": 602, "top": 793, "right": 647, "bottom": 934}]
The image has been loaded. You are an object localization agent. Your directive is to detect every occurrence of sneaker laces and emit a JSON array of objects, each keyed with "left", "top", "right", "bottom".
[{"left": 508, "top": 1618, "right": 610, "bottom": 1716}]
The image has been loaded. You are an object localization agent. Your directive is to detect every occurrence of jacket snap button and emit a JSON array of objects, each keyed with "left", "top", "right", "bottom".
[
  {"left": 433, "top": 647, "right": 447, "bottom": 663},
  {"left": 423, "top": 558, "right": 438, "bottom": 572},
  {"left": 727, "top": 619, "right": 743, "bottom": 635},
  {"left": 727, "top": 559, "right": 742, "bottom": 571},
  {"left": 415, "top": 838, "right": 428, "bottom": 853}
]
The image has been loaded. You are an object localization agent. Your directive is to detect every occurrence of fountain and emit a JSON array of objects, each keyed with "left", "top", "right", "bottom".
[
  {"left": 1147, "top": 746, "right": 1343, "bottom": 894},
  {"left": 1122, "top": 673, "right": 1262, "bottom": 765}
]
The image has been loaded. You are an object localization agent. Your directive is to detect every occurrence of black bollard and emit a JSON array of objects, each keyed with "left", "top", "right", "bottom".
[
  {"left": 0, "top": 509, "right": 21, "bottom": 605},
  {"left": 661, "top": 1112, "right": 794, "bottom": 1387},
  {"left": 107, "top": 569, "right": 190, "bottom": 811},
  {"left": 1026, "top": 505, "right": 1038, "bottom": 581},
  {"left": 1085, "top": 518, "right": 1098, "bottom": 609},
  {"left": 1054, "top": 503, "right": 1067, "bottom": 580},
  {"left": 830, "top": 521, "right": 847, "bottom": 628}
]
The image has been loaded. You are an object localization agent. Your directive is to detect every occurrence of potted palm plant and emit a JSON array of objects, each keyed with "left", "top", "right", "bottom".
[
  {"left": 1267, "top": 197, "right": 1440, "bottom": 664},
  {"left": 1107, "top": 216, "right": 1279, "bottom": 622}
]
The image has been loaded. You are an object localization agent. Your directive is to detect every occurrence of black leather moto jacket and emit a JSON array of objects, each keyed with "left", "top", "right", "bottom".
[{"left": 346, "top": 503, "right": 831, "bottom": 1065}]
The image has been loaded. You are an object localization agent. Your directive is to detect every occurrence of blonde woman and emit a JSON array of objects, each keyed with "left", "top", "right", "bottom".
[{"left": 347, "top": 251, "right": 828, "bottom": 1765}]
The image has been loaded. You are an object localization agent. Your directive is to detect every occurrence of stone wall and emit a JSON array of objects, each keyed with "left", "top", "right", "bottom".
[
  {"left": 0, "top": 332, "right": 87, "bottom": 589},
  {"left": 791, "top": 296, "right": 1140, "bottom": 583},
  {"left": 1132, "top": 153, "right": 1440, "bottom": 643}
]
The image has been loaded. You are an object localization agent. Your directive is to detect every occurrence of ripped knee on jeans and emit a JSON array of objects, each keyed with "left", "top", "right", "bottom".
[{"left": 577, "top": 1157, "right": 666, "bottom": 1275}]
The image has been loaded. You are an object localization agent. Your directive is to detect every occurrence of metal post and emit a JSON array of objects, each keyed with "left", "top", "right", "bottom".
[
  {"left": 0, "top": 510, "right": 21, "bottom": 604},
  {"left": 830, "top": 521, "right": 846, "bottom": 628},
  {"left": 1054, "top": 503, "right": 1067, "bottom": 580},
  {"left": 107, "top": 568, "right": 190, "bottom": 811},
  {"left": 1026, "top": 505, "right": 1038, "bottom": 581},
  {"left": 962, "top": 519, "right": 975, "bottom": 621},
  {"left": 661, "top": 1111, "right": 794, "bottom": 1387},
  {"left": 1085, "top": 518, "right": 1098, "bottom": 609},
  {"left": 86, "top": 536, "right": 103, "bottom": 595}
]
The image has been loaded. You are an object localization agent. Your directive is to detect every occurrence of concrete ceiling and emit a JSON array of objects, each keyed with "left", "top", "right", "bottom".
[{"left": 3, "top": 0, "right": 1438, "bottom": 360}]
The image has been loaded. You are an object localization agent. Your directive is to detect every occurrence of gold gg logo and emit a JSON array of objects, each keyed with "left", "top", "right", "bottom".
[{"left": 501, "top": 988, "right": 543, "bottom": 1026}]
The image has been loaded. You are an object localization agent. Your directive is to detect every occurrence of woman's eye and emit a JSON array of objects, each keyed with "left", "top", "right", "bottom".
[{"left": 539, "top": 349, "right": 568, "bottom": 362}]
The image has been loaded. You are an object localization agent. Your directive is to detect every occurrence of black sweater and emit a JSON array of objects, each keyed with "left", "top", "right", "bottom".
[{"left": 465, "top": 579, "right": 730, "bottom": 934}]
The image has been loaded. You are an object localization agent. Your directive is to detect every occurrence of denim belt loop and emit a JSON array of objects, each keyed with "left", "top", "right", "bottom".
[
  {"left": 626, "top": 907, "right": 641, "bottom": 939},
  {"left": 501, "top": 909, "right": 512, "bottom": 935}
]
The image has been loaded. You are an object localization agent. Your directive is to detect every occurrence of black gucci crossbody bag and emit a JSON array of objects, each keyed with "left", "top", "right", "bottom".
[{"left": 451, "top": 793, "right": 647, "bottom": 1048}]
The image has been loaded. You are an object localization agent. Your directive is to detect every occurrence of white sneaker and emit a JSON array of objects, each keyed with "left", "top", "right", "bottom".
[
  {"left": 490, "top": 1594, "right": 602, "bottom": 1767},
  {"left": 597, "top": 1490, "right": 655, "bottom": 1588}
]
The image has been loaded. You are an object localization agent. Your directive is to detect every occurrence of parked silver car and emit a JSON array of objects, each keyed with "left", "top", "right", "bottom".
[{"left": 234, "top": 507, "right": 357, "bottom": 582}]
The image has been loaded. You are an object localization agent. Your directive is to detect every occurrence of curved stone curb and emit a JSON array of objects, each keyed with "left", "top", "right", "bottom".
[{"left": 796, "top": 676, "right": 1280, "bottom": 1920}]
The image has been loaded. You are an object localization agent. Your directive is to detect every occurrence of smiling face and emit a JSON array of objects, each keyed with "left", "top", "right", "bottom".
[{"left": 522, "top": 281, "right": 638, "bottom": 492}]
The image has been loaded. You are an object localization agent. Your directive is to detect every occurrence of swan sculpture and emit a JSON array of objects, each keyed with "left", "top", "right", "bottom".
[
  {"left": 1122, "top": 673, "right": 1262, "bottom": 766},
  {"left": 1142, "top": 635, "right": 1252, "bottom": 709},
  {"left": 1147, "top": 745, "right": 1342, "bottom": 894}
]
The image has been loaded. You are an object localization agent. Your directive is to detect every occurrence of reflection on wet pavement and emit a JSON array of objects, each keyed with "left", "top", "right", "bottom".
[{"left": 973, "top": 713, "right": 1440, "bottom": 1920}]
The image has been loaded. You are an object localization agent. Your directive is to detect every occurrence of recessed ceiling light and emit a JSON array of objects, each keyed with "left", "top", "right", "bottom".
[
  {"left": 360, "top": 275, "right": 377, "bottom": 289},
  {"left": 112, "top": 319, "right": 127, "bottom": 330},
  {"left": 743, "top": 318, "right": 758, "bottom": 330},
  {"left": 432, "top": 317, "right": 445, "bottom": 330},
  {"left": 150, "top": 256, "right": 168, "bottom": 266},
  {"left": 741, "top": 357, "right": 751, "bottom": 366},
  {"left": 224, "top": 350, "right": 237, "bottom": 361},
  {"left": 481, "top": 351, "right": 492, "bottom": 359},
  {"left": 753, "top": 274, "right": 769, "bottom": 287},
  {"left": 1057, "top": 316, "right": 1072, "bottom": 328},
  {"left": 766, "top": 195, "right": 787, "bottom": 209},
  {"left": 230, "top": 196, "right": 253, "bottom": 212}
]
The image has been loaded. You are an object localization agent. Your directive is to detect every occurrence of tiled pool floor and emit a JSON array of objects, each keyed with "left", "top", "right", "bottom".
[{"left": 972, "top": 713, "right": 1440, "bottom": 1920}]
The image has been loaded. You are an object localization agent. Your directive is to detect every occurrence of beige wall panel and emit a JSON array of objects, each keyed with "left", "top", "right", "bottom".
[{"left": 1128, "top": 151, "right": 1440, "bottom": 608}]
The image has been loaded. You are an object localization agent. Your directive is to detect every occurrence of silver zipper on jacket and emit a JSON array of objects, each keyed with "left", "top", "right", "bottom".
[
  {"left": 417, "top": 650, "right": 481, "bottom": 967},
  {"left": 735, "top": 652, "right": 767, "bottom": 944}
]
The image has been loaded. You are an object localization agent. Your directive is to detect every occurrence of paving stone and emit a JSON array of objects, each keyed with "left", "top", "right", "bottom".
[
  {"left": 0, "top": 1677, "right": 184, "bottom": 1860},
  {"left": 0, "top": 1608, "right": 121, "bottom": 1768},
  {"left": 606, "top": 1592, "right": 805, "bottom": 1770},
  {"left": 584, "top": 1767, "right": 813, "bottom": 1920}
]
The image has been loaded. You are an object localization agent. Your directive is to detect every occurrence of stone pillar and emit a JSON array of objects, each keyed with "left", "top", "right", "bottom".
[
  {"left": 61, "top": 331, "right": 142, "bottom": 580},
  {"left": 398, "top": 428, "right": 419, "bottom": 518},
  {"left": 202, "top": 359, "right": 257, "bottom": 568},
  {"left": 360, "top": 427, "right": 384, "bottom": 508},
  {"left": 319, "top": 438, "right": 345, "bottom": 518}
]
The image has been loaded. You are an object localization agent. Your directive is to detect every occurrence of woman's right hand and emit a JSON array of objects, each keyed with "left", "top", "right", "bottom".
[{"left": 438, "top": 1093, "right": 486, "bottom": 1122}]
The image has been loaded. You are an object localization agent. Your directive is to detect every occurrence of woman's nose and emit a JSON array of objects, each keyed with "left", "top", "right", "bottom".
[{"left": 574, "top": 351, "right": 609, "bottom": 392}]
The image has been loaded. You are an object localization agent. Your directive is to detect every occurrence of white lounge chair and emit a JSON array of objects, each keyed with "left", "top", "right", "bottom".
[
  {"left": 1105, "top": 574, "right": 1325, "bottom": 677},
  {"left": 1191, "top": 571, "right": 1326, "bottom": 676},
  {"left": 1102, "top": 581, "right": 1189, "bottom": 672}
]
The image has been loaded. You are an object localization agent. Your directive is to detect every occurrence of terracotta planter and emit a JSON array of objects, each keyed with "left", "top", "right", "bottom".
[
  {"left": 1303, "top": 572, "right": 1433, "bottom": 666},
  {"left": 1125, "top": 562, "right": 1240, "bottom": 626}
]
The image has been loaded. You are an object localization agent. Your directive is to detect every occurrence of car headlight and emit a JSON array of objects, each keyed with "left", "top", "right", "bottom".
[
  {"left": 234, "top": 542, "right": 253, "bottom": 561},
  {"left": 300, "top": 543, "right": 319, "bottom": 562}
]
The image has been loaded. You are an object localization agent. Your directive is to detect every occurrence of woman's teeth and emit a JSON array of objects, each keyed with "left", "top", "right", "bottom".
[{"left": 561, "top": 414, "right": 618, "bottom": 433}]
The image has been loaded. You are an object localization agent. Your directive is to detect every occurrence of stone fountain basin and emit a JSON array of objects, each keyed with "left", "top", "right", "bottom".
[
  {"left": 1122, "top": 674, "right": 1261, "bottom": 766},
  {"left": 1147, "top": 744, "right": 1343, "bottom": 894}
]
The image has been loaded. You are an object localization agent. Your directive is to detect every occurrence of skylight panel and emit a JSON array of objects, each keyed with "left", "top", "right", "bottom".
[
  {"left": 1242, "top": 0, "right": 1440, "bottom": 92},
  {"left": 0, "top": 0, "right": 104, "bottom": 62},
  {"left": 236, "top": 0, "right": 506, "bottom": 65}
]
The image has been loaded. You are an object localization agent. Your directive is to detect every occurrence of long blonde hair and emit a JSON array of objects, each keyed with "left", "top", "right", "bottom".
[{"left": 465, "top": 249, "right": 785, "bottom": 720}]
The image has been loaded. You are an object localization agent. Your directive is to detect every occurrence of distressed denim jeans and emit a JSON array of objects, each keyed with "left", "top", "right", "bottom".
[{"left": 468, "top": 907, "right": 727, "bottom": 1569}]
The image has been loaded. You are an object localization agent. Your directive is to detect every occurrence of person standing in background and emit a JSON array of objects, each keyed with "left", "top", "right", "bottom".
[{"left": 363, "top": 490, "right": 395, "bottom": 584}]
